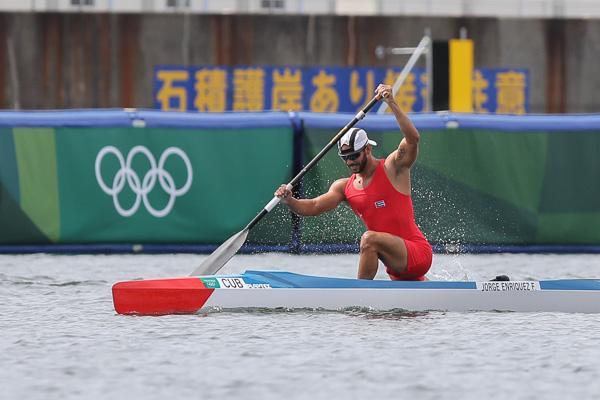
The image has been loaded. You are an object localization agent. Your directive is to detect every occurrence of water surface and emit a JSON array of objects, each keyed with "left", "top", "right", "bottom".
[{"left": 2, "top": 253, "right": 600, "bottom": 399}]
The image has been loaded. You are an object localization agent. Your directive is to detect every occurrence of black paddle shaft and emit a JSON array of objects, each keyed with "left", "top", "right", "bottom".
[{"left": 246, "top": 96, "right": 381, "bottom": 231}]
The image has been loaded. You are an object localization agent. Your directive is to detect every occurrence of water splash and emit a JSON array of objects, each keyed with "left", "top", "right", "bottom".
[{"left": 429, "top": 254, "right": 473, "bottom": 281}]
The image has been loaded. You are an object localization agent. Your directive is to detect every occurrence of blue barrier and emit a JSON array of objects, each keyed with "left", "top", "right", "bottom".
[
  {"left": 449, "top": 113, "right": 600, "bottom": 131},
  {"left": 0, "top": 109, "right": 133, "bottom": 127}
]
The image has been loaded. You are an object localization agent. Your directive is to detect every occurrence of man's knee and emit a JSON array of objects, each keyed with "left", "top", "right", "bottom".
[{"left": 360, "top": 230, "right": 379, "bottom": 252}]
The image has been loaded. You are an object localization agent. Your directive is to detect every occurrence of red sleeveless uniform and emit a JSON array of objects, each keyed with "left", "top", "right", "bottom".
[{"left": 344, "top": 159, "right": 432, "bottom": 280}]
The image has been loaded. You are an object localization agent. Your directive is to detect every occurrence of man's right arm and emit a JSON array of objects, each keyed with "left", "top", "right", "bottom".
[{"left": 275, "top": 179, "right": 347, "bottom": 216}]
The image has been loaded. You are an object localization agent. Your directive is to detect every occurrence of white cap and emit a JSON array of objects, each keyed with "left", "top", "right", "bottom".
[{"left": 337, "top": 128, "right": 377, "bottom": 155}]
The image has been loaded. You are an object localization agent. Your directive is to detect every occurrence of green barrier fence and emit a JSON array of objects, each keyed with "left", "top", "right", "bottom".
[
  {"left": 1, "top": 110, "right": 600, "bottom": 252},
  {"left": 0, "top": 120, "right": 294, "bottom": 246},
  {"left": 301, "top": 125, "right": 600, "bottom": 247}
]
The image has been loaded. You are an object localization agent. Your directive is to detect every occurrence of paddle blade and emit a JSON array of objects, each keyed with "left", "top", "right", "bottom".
[{"left": 190, "top": 229, "right": 249, "bottom": 276}]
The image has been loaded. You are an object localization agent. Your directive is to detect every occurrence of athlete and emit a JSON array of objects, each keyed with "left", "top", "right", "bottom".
[{"left": 275, "top": 84, "right": 432, "bottom": 280}]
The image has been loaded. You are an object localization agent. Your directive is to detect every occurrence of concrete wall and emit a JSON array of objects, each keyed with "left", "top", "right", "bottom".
[{"left": 0, "top": 12, "right": 599, "bottom": 112}]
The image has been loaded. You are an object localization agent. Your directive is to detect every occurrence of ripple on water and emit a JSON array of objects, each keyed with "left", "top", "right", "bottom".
[{"left": 2, "top": 253, "right": 600, "bottom": 400}]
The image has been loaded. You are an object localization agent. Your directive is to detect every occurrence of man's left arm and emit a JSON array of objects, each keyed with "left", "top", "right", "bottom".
[
  {"left": 388, "top": 101, "right": 420, "bottom": 170},
  {"left": 376, "top": 84, "right": 420, "bottom": 170}
]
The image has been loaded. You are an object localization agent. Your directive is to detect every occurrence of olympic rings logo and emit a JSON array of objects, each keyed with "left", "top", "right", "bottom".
[{"left": 95, "top": 145, "right": 193, "bottom": 218}]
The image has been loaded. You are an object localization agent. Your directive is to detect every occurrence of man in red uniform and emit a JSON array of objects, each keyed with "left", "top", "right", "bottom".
[{"left": 275, "top": 84, "right": 432, "bottom": 280}]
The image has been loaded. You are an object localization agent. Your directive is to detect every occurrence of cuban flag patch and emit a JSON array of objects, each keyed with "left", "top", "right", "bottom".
[{"left": 374, "top": 200, "right": 386, "bottom": 208}]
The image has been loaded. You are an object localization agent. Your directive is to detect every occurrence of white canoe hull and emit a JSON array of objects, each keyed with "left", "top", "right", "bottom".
[
  {"left": 112, "top": 270, "right": 600, "bottom": 315},
  {"left": 203, "top": 287, "right": 600, "bottom": 313}
]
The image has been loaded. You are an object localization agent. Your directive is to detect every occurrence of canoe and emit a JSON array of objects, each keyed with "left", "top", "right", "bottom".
[{"left": 112, "top": 270, "right": 600, "bottom": 315}]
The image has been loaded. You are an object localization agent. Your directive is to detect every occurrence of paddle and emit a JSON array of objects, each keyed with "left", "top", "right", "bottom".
[{"left": 190, "top": 95, "right": 381, "bottom": 276}]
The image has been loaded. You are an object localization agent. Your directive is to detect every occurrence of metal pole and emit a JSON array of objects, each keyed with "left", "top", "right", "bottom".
[
  {"left": 425, "top": 28, "right": 433, "bottom": 112},
  {"left": 182, "top": 11, "right": 190, "bottom": 66},
  {"left": 377, "top": 35, "right": 430, "bottom": 114},
  {"left": 7, "top": 37, "right": 20, "bottom": 109}
]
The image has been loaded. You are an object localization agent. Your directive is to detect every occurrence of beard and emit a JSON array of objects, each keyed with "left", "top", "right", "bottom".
[{"left": 347, "top": 155, "right": 368, "bottom": 174}]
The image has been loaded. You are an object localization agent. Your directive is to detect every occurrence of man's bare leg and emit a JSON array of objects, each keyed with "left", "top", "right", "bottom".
[{"left": 357, "top": 230, "right": 408, "bottom": 279}]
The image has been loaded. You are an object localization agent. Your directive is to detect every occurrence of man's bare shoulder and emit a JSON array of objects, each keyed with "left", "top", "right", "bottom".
[{"left": 329, "top": 178, "right": 349, "bottom": 194}]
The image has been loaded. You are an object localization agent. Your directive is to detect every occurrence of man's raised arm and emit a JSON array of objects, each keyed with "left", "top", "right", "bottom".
[{"left": 376, "top": 84, "right": 420, "bottom": 169}]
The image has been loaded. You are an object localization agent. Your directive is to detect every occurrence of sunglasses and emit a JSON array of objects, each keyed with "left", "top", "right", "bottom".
[{"left": 339, "top": 148, "right": 364, "bottom": 161}]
